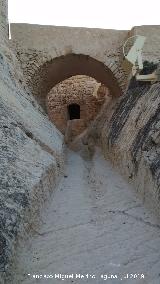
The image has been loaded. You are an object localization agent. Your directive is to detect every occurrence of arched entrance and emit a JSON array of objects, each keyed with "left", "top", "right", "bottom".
[
  {"left": 68, "top": 104, "right": 80, "bottom": 120},
  {"left": 30, "top": 53, "right": 122, "bottom": 110},
  {"left": 47, "top": 75, "right": 107, "bottom": 135}
]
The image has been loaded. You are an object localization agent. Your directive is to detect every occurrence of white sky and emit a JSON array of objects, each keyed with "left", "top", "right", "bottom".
[{"left": 8, "top": 0, "right": 160, "bottom": 30}]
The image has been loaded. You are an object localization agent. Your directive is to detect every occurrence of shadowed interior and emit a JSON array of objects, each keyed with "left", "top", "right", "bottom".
[
  {"left": 31, "top": 53, "right": 122, "bottom": 109},
  {"left": 68, "top": 104, "right": 80, "bottom": 120}
]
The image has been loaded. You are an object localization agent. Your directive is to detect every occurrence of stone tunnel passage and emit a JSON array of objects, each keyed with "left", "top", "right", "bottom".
[
  {"left": 47, "top": 75, "right": 108, "bottom": 138},
  {"left": 68, "top": 104, "right": 80, "bottom": 120},
  {"left": 11, "top": 148, "right": 160, "bottom": 284},
  {"left": 31, "top": 54, "right": 122, "bottom": 109}
]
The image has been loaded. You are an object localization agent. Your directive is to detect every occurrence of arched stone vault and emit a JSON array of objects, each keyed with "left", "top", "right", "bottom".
[
  {"left": 28, "top": 54, "right": 123, "bottom": 109},
  {"left": 10, "top": 23, "right": 129, "bottom": 110},
  {"left": 47, "top": 75, "right": 108, "bottom": 135}
]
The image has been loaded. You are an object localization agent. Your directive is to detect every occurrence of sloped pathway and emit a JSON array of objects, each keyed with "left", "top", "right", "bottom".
[{"left": 13, "top": 149, "right": 160, "bottom": 284}]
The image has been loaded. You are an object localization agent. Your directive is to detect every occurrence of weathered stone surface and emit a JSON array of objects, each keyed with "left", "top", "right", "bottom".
[
  {"left": 84, "top": 80, "right": 160, "bottom": 216},
  {"left": 0, "top": 18, "right": 64, "bottom": 283},
  {"left": 47, "top": 75, "right": 107, "bottom": 135},
  {"left": 9, "top": 24, "right": 160, "bottom": 113},
  {"left": 10, "top": 24, "right": 128, "bottom": 106},
  {"left": 130, "top": 26, "right": 160, "bottom": 63},
  {"left": 9, "top": 149, "right": 160, "bottom": 284},
  {"left": 0, "top": 0, "right": 8, "bottom": 42}
]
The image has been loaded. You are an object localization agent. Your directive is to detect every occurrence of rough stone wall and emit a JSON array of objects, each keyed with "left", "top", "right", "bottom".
[
  {"left": 9, "top": 24, "right": 160, "bottom": 108},
  {"left": 47, "top": 75, "right": 108, "bottom": 135},
  {"left": 130, "top": 26, "right": 160, "bottom": 63},
  {"left": 0, "top": 0, "right": 8, "bottom": 43},
  {"left": 10, "top": 23, "right": 128, "bottom": 101},
  {"left": 86, "top": 79, "right": 160, "bottom": 216},
  {"left": 0, "top": 15, "right": 64, "bottom": 283}
]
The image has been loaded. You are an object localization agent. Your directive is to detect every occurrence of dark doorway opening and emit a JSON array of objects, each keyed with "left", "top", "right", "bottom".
[{"left": 68, "top": 104, "right": 80, "bottom": 120}]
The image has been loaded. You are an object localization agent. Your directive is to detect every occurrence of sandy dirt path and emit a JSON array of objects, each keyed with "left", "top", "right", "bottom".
[{"left": 13, "top": 148, "right": 160, "bottom": 284}]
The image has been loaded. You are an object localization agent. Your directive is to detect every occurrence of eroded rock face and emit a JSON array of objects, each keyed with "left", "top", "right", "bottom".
[
  {"left": 0, "top": 0, "right": 8, "bottom": 42},
  {"left": 0, "top": 26, "right": 64, "bottom": 282},
  {"left": 47, "top": 75, "right": 108, "bottom": 136},
  {"left": 86, "top": 79, "right": 160, "bottom": 215}
]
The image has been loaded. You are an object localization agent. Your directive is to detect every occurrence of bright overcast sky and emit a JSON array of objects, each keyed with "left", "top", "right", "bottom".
[{"left": 8, "top": 0, "right": 160, "bottom": 30}]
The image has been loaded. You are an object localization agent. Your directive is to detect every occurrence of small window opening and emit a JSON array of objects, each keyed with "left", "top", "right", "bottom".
[{"left": 68, "top": 104, "right": 80, "bottom": 120}]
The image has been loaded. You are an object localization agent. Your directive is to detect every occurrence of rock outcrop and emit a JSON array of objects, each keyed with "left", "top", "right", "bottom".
[
  {"left": 83, "top": 78, "right": 160, "bottom": 216},
  {"left": 0, "top": 19, "right": 64, "bottom": 283}
]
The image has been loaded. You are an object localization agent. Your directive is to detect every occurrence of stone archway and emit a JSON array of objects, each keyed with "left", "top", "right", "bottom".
[
  {"left": 30, "top": 53, "right": 122, "bottom": 110},
  {"left": 46, "top": 75, "right": 108, "bottom": 135}
]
